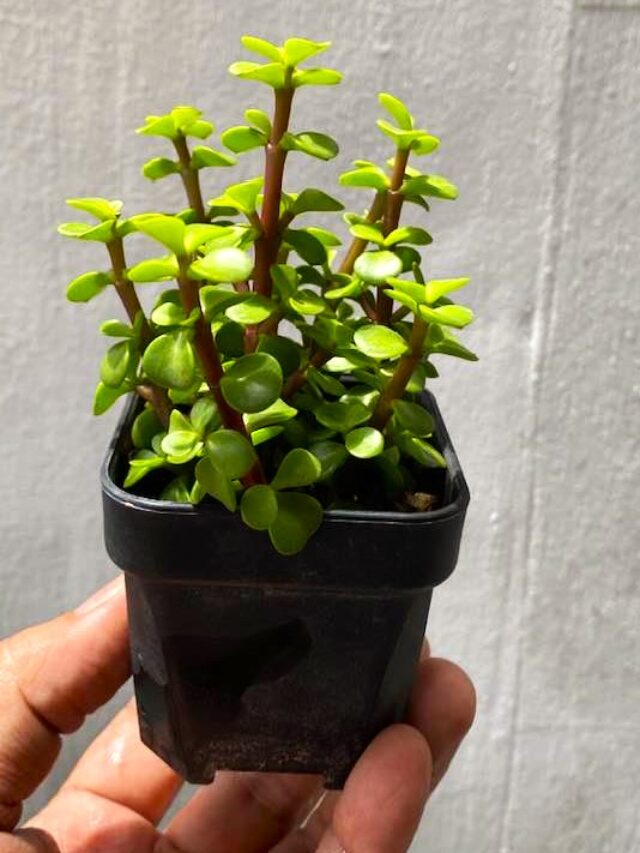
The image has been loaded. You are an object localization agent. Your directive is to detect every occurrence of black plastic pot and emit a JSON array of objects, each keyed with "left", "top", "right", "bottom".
[{"left": 101, "top": 392, "right": 469, "bottom": 788}]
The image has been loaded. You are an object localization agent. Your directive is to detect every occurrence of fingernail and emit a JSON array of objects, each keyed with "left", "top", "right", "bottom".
[{"left": 76, "top": 575, "right": 124, "bottom": 614}]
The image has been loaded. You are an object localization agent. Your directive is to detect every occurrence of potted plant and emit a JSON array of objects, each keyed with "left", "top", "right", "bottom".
[{"left": 59, "top": 35, "right": 476, "bottom": 788}]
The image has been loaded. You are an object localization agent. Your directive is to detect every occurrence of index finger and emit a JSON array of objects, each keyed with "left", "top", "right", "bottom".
[{"left": 0, "top": 576, "right": 129, "bottom": 830}]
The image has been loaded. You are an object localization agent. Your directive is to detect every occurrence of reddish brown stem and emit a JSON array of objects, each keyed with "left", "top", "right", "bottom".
[
  {"left": 370, "top": 317, "right": 429, "bottom": 430},
  {"left": 254, "top": 84, "right": 294, "bottom": 297},
  {"left": 283, "top": 348, "right": 331, "bottom": 400},
  {"left": 377, "top": 148, "right": 410, "bottom": 324},
  {"left": 173, "top": 135, "right": 206, "bottom": 222},
  {"left": 107, "top": 239, "right": 172, "bottom": 427},
  {"left": 177, "top": 268, "right": 265, "bottom": 485}
]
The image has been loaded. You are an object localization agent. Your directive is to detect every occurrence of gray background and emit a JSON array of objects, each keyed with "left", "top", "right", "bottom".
[{"left": 1, "top": 0, "right": 638, "bottom": 850}]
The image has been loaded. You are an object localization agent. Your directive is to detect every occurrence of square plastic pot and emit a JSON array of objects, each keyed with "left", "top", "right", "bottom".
[{"left": 101, "top": 391, "right": 469, "bottom": 788}]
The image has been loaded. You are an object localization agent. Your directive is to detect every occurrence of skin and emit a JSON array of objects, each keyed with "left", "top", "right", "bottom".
[{"left": 0, "top": 576, "right": 475, "bottom": 853}]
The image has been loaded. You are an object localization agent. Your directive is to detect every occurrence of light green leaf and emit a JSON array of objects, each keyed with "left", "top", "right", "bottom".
[
  {"left": 245, "top": 398, "right": 298, "bottom": 431},
  {"left": 190, "top": 247, "right": 254, "bottom": 283},
  {"left": 93, "top": 381, "right": 127, "bottom": 415},
  {"left": 339, "top": 166, "right": 389, "bottom": 191},
  {"left": 131, "top": 214, "right": 186, "bottom": 255},
  {"left": 185, "top": 119, "right": 214, "bottom": 139},
  {"left": 384, "top": 226, "right": 432, "bottom": 246},
  {"left": 151, "top": 302, "right": 196, "bottom": 327},
  {"left": 425, "top": 277, "right": 470, "bottom": 304},
  {"left": 269, "top": 492, "right": 323, "bottom": 555},
  {"left": 206, "top": 429, "right": 257, "bottom": 479},
  {"left": 190, "top": 396, "right": 219, "bottom": 435},
  {"left": 280, "top": 131, "right": 339, "bottom": 161},
  {"left": 289, "top": 288, "right": 326, "bottom": 316},
  {"left": 142, "top": 157, "right": 180, "bottom": 181},
  {"left": 184, "top": 223, "right": 234, "bottom": 254},
  {"left": 221, "top": 125, "right": 267, "bottom": 153},
  {"left": 136, "top": 113, "right": 177, "bottom": 139},
  {"left": 400, "top": 435, "right": 447, "bottom": 468},
  {"left": 225, "top": 294, "right": 275, "bottom": 324},
  {"left": 241, "top": 35, "right": 283, "bottom": 62},
  {"left": 283, "top": 37, "right": 330, "bottom": 66},
  {"left": 391, "top": 400, "right": 435, "bottom": 437},
  {"left": 427, "top": 326, "right": 479, "bottom": 361},
  {"left": 229, "top": 61, "right": 286, "bottom": 89},
  {"left": 100, "top": 319, "right": 133, "bottom": 338},
  {"left": 190, "top": 146, "right": 236, "bottom": 169},
  {"left": 345, "top": 426, "right": 384, "bottom": 459},
  {"left": 271, "top": 448, "right": 321, "bottom": 490},
  {"left": 292, "top": 67, "right": 342, "bottom": 86},
  {"left": 220, "top": 352, "right": 283, "bottom": 414},
  {"left": 132, "top": 408, "right": 163, "bottom": 449},
  {"left": 419, "top": 304, "right": 474, "bottom": 329},
  {"left": 200, "top": 284, "right": 245, "bottom": 319},
  {"left": 251, "top": 426, "right": 285, "bottom": 445},
  {"left": 305, "top": 226, "right": 342, "bottom": 247},
  {"left": 128, "top": 256, "right": 179, "bottom": 283},
  {"left": 124, "top": 450, "right": 166, "bottom": 488},
  {"left": 66, "top": 197, "right": 122, "bottom": 220},
  {"left": 160, "top": 476, "right": 193, "bottom": 504},
  {"left": 58, "top": 220, "right": 115, "bottom": 242},
  {"left": 161, "top": 428, "right": 201, "bottom": 460},
  {"left": 354, "top": 325, "right": 408, "bottom": 360},
  {"left": 195, "top": 457, "right": 237, "bottom": 511},
  {"left": 66, "top": 270, "right": 111, "bottom": 302},
  {"left": 353, "top": 250, "right": 403, "bottom": 283},
  {"left": 142, "top": 331, "right": 195, "bottom": 389},
  {"left": 403, "top": 174, "right": 458, "bottom": 200},
  {"left": 349, "top": 223, "right": 385, "bottom": 245},
  {"left": 245, "top": 108, "right": 272, "bottom": 135},
  {"left": 100, "top": 341, "right": 131, "bottom": 388},
  {"left": 211, "top": 177, "right": 264, "bottom": 214},
  {"left": 241, "top": 485, "right": 279, "bottom": 530},
  {"left": 385, "top": 277, "right": 427, "bottom": 304},
  {"left": 378, "top": 93, "right": 413, "bottom": 130},
  {"left": 292, "top": 188, "right": 344, "bottom": 215}
]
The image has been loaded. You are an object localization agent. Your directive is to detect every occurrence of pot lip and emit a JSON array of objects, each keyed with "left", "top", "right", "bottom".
[{"left": 101, "top": 391, "right": 469, "bottom": 527}]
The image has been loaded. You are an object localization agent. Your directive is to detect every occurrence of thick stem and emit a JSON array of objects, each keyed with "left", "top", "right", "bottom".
[
  {"left": 107, "top": 239, "right": 172, "bottom": 427},
  {"left": 253, "top": 84, "right": 295, "bottom": 297},
  {"left": 377, "top": 147, "right": 410, "bottom": 324},
  {"left": 177, "top": 266, "right": 265, "bottom": 485},
  {"left": 370, "top": 317, "right": 428, "bottom": 431},
  {"left": 173, "top": 135, "right": 206, "bottom": 222}
]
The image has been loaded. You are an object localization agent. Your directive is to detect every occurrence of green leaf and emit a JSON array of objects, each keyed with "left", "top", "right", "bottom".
[
  {"left": 284, "top": 229, "right": 327, "bottom": 265},
  {"left": 241, "top": 485, "right": 279, "bottom": 530},
  {"left": 171, "top": 105, "right": 204, "bottom": 131},
  {"left": 353, "top": 250, "right": 403, "bottom": 283},
  {"left": 292, "top": 188, "right": 344, "bottom": 215},
  {"left": 289, "top": 288, "right": 326, "bottom": 316},
  {"left": 221, "top": 125, "right": 267, "bottom": 153},
  {"left": 353, "top": 325, "right": 408, "bottom": 360},
  {"left": 161, "top": 427, "right": 201, "bottom": 460},
  {"left": 160, "top": 476, "right": 193, "bottom": 504},
  {"left": 142, "top": 157, "right": 180, "bottom": 180},
  {"left": 425, "top": 277, "right": 470, "bottom": 304},
  {"left": 212, "top": 177, "right": 264, "bottom": 215},
  {"left": 309, "top": 440, "right": 348, "bottom": 480},
  {"left": 190, "top": 396, "right": 219, "bottom": 435},
  {"left": 132, "top": 408, "right": 163, "bottom": 449},
  {"left": 324, "top": 277, "right": 364, "bottom": 300},
  {"left": 269, "top": 492, "right": 323, "bottom": 555},
  {"left": 241, "top": 35, "right": 283, "bottom": 62},
  {"left": 225, "top": 295, "right": 275, "bottom": 324},
  {"left": 377, "top": 121, "right": 440, "bottom": 154},
  {"left": 292, "top": 67, "right": 342, "bottom": 86},
  {"left": 124, "top": 450, "right": 167, "bottom": 488},
  {"left": 400, "top": 435, "right": 447, "bottom": 468},
  {"left": 131, "top": 214, "right": 186, "bottom": 255},
  {"left": 378, "top": 92, "right": 413, "bottom": 130},
  {"left": 190, "top": 146, "right": 236, "bottom": 169},
  {"left": 200, "top": 284, "right": 245, "bottom": 319},
  {"left": 100, "top": 341, "right": 131, "bottom": 388},
  {"left": 245, "top": 398, "right": 298, "bottom": 431},
  {"left": 185, "top": 119, "right": 214, "bottom": 139},
  {"left": 305, "top": 227, "right": 342, "bottom": 247},
  {"left": 190, "top": 247, "right": 254, "bottom": 283},
  {"left": 184, "top": 223, "right": 234, "bottom": 254},
  {"left": 142, "top": 331, "right": 195, "bottom": 389},
  {"left": 308, "top": 369, "right": 346, "bottom": 397},
  {"left": 93, "top": 381, "right": 127, "bottom": 415},
  {"left": 195, "top": 457, "right": 236, "bottom": 511},
  {"left": 245, "top": 108, "right": 272, "bottom": 135},
  {"left": 151, "top": 302, "right": 196, "bottom": 328},
  {"left": 391, "top": 400, "right": 435, "bottom": 437},
  {"left": 384, "top": 226, "right": 432, "bottom": 247},
  {"left": 215, "top": 321, "right": 246, "bottom": 357},
  {"left": 413, "top": 134, "right": 442, "bottom": 156},
  {"left": 427, "top": 326, "right": 479, "bottom": 361},
  {"left": 101, "top": 319, "right": 133, "bottom": 338},
  {"left": 315, "top": 400, "right": 370, "bottom": 432},
  {"left": 403, "top": 174, "right": 458, "bottom": 200},
  {"left": 66, "top": 197, "right": 122, "bottom": 220},
  {"left": 256, "top": 336, "right": 301, "bottom": 376},
  {"left": 58, "top": 221, "right": 115, "bottom": 242},
  {"left": 251, "top": 426, "right": 285, "bottom": 445},
  {"left": 229, "top": 61, "right": 286, "bottom": 88},
  {"left": 206, "top": 429, "right": 257, "bottom": 479},
  {"left": 339, "top": 166, "right": 389, "bottom": 191},
  {"left": 220, "top": 352, "right": 283, "bottom": 414},
  {"left": 136, "top": 113, "right": 177, "bottom": 139},
  {"left": 419, "top": 304, "right": 474, "bottom": 329},
  {"left": 128, "top": 256, "right": 179, "bottom": 283},
  {"left": 271, "top": 448, "right": 321, "bottom": 490},
  {"left": 283, "top": 37, "right": 330, "bottom": 66},
  {"left": 280, "top": 131, "right": 339, "bottom": 161},
  {"left": 386, "top": 277, "right": 428, "bottom": 305},
  {"left": 66, "top": 271, "right": 111, "bottom": 302},
  {"left": 349, "top": 223, "right": 385, "bottom": 245},
  {"left": 345, "top": 426, "right": 384, "bottom": 459}
]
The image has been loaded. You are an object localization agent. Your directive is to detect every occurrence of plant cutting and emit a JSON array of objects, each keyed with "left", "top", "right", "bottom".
[{"left": 60, "top": 35, "right": 476, "bottom": 787}]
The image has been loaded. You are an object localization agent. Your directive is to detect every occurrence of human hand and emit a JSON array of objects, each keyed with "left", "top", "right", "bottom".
[{"left": 0, "top": 576, "right": 475, "bottom": 853}]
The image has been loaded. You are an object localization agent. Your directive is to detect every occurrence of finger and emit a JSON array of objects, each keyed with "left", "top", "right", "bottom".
[
  {"left": 407, "top": 657, "right": 476, "bottom": 790},
  {"left": 0, "top": 827, "right": 59, "bottom": 852},
  {"left": 0, "top": 575, "right": 129, "bottom": 829},
  {"left": 270, "top": 791, "right": 340, "bottom": 853},
  {"left": 317, "top": 724, "right": 432, "bottom": 853},
  {"left": 165, "top": 771, "right": 322, "bottom": 853}
]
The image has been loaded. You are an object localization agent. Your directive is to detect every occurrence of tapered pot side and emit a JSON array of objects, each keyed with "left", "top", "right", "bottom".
[{"left": 102, "top": 391, "right": 469, "bottom": 788}]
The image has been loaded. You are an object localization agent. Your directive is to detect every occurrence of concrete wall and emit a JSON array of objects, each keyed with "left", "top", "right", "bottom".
[{"left": 0, "top": 1, "right": 638, "bottom": 849}]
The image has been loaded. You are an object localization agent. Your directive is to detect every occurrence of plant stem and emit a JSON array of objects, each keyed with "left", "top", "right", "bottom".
[
  {"left": 370, "top": 316, "right": 429, "bottom": 430},
  {"left": 337, "top": 190, "right": 386, "bottom": 275},
  {"left": 283, "top": 348, "right": 330, "bottom": 399},
  {"left": 107, "top": 238, "right": 172, "bottom": 426},
  {"left": 177, "top": 265, "right": 265, "bottom": 485},
  {"left": 377, "top": 147, "right": 410, "bottom": 324},
  {"left": 173, "top": 135, "right": 206, "bottom": 222},
  {"left": 254, "top": 82, "right": 294, "bottom": 297}
]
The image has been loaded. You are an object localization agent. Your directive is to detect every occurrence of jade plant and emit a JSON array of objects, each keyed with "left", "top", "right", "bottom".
[{"left": 60, "top": 35, "right": 477, "bottom": 555}]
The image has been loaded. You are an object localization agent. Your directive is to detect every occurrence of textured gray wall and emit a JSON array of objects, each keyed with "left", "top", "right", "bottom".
[{"left": 1, "top": 0, "right": 639, "bottom": 850}]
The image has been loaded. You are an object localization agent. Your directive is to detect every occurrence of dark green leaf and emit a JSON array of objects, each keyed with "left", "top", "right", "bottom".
[
  {"left": 206, "top": 429, "right": 257, "bottom": 479},
  {"left": 241, "top": 485, "right": 279, "bottom": 530},
  {"left": 160, "top": 476, "right": 193, "bottom": 504},
  {"left": 220, "top": 352, "right": 283, "bottom": 413},
  {"left": 132, "top": 407, "right": 163, "bottom": 449},
  {"left": 314, "top": 400, "right": 370, "bottom": 432},
  {"left": 268, "top": 492, "right": 323, "bottom": 555},
  {"left": 256, "top": 336, "right": 301, "bottom": 376},
  {"left": 271, "top": 448, "right": 321, "bottom": 490},
  {"left": 195, "top": 457, "right": 237, "bottom": 511},
  {"left": 391, "top": 399, "right": 435, "bottom": 437},
  {"left": 284, "top": 228, "right": 327, "bottom": 265},
  {"left": 309, "top": 440, "right": 348, "bottom": 480}
]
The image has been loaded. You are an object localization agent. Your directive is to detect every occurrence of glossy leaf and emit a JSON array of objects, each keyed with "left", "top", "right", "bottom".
[
  {"left": 132, "top": 214, "right": 186, "bottom": 255},
  {"left": 220, "top": 352, "right": 283, "bottom": 413},
  {"left": 403, "top": 174, "right": 458, "bottom": 200},
  {"left": 160, "top": 476, "right": 193, "bottom": 504},
  {"left": 245, "top": 398, "right": 298, "bottom": 432},
  {"left": 339, "top": 166, "right": 389, "bottom": 191},
  {"left": 419, "top": 304, "right": 474, "bottom": 329},
  {"left": 292, "top": 68, "right": 342, "bottom": 87},
  {"left": 124, "top": 450, "right": 166, "bottom": 488},
  {"left": 132, "top": 408, "right": 163, "bottom": 449},
  {"left": 66, "top": 197, "right": 122, "bottom": 220},
  {"left": 184, "top": 223, "right": 234, "bottom": 254},
  {"left": 289, "top": 288, "right": 326, "bottom": 316},
  {"left": 221, "top": 125, "right": 267, "bottom": 153},
  {"left": 378, "top": 93, "right": 413, "bottom": 130},
  {"left": 195, "top": 457, "right": 237, "bottom": 511},
  {"left": 211, "top": 177, "right": 264, "bottom": 214},
  {"left": 425, "top": 277, "right": 471, "bottom": 304},
  {"left": 58, "top": 221, "right": 115, "bottom": 242},
  {"left": 400, "top": 435, "right": 447, "bottom": 468},
  {"left": 284, "top": 229, "right": 327, "bottom": 265},
  {"left": 349, "top": 223, "right": 385, "bottom": 245},
  {"left": 93, "top": 381, "right": 127, "bottom": 415},
  {"left": 225, "top": 295, "right": 275, "bottom": 324},
  {"left": 206, "top": 429, "right": 257, "bottom": 479},
  {"left": 314, "top": 400, "right": 370, "bottom": 432},
  {"left": 245, "top": 108, "right": 272, "bottom": 135},
  {"left": 292, "top": 189, "right": 344, "bottom": 215},
  {"left": 309, "top": 440, "right": 348, "bottom": 480},
  {"left": 384, "top": 226, "right": 432, "bottom": 246},
  {"left": 190, "top": 247, "right": 254, "bottom": 283},
  {"left": 241, "top": 485, "right": 278, "bottom": 530},
  {"left": 100, "top": 319, "right": 133, "bottom": 338},
  {"left": 391, "top": 400, "right": 435, "bottom": 437},
  {"left": 142, "top": 331, "right": 196, "bottom": 390},
  {"left": 190, "top": 396, "right": 219, "bottom": 435},
  {"left": 200, "top": 284, "right": 245, "bottom": 319},
  {"left": 345, "top": 426, "right": 384, "bottom": 459},
  {"left": 229, "top": 61, "right": 286, "bottom": 89},
  {"left": 128, "top": 256, "right": 179, "bottom": 283},
  {"left": 283, "top": 37, "right": 330, "bottom": 66},
  {"left": 268, "top": 492, "right": 323, "bottom": 555},
  {"left": 353, "top": 325, "right": 408, "bottom": 360},
  {"left": 280, "top": 131, "right": 339, "bottom": 161},
  {"left": 256, "top": 336, "right": 301, "bottom": 376},
  {"left": 100, "top": 341, "right": 131, "bottom": 388},
  {"left": 353, "top": 250, "right": 403, "bottom": 283},
  {"left": 190, "top": 146, "right": 236, "bottom": 169},
  {"left": 271, "top": 448, "right": 321, "bottom": 490},
  {"left": 66, "top": 271, "right": 111, "bottom": 302}
]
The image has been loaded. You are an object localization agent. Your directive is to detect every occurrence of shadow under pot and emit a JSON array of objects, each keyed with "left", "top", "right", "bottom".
[{"left": 101, "top": 390, "right": 469, "bottom": 789}]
